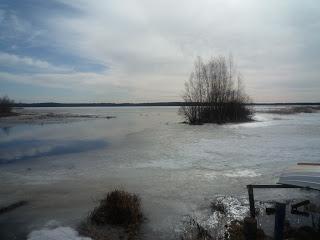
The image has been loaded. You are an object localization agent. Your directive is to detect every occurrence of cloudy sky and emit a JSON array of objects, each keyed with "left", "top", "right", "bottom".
[{"left": 0, "top": 0, "right": 319, "bottom": 103}]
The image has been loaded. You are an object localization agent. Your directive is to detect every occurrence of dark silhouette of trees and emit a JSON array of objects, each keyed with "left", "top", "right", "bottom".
[
  {"left": 180, "top": 56, "right": 252, "bottom": 124},
  {"left": 0, "top": 96, "right": 14, "bottom": 116}
]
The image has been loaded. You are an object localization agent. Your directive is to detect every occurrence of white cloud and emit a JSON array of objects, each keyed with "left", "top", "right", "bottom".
[
  {"left": 44, "top": 0, "right": 320, "bottom": 101},
  {"left": 0, "top": 52, "right": 71, "bottom": 72},
  {"left": 2, "top": 0, "right": 320, "bottom": 102}
]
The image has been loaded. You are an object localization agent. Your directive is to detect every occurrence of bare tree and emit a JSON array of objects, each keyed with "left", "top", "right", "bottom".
[{"left": 180, "top": 56, "right": 252, "bottom": 124}]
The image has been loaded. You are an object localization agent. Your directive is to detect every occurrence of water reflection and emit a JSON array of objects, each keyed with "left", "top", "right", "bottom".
[
  {"left": 1, "top": 126, "right": 11, "bottom": 136},
  {"left": 0, "top": 139, "right": 107, "bottom": 164}
]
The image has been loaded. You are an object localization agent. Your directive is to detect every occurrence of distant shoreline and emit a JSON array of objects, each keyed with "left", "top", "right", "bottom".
[{"left": 14, "top": 102, "right": 320, "bottom": 108}]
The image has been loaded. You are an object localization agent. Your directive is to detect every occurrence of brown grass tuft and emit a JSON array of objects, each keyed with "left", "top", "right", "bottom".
[
  {"left": 225, "top": 220, "right": 267, "bottom": 240},
  {"left": 89, "top": 190, "right": 143, "bottom": 227},
  {"left": 79, "top": 190, "right": 143, "bottom": 240}
]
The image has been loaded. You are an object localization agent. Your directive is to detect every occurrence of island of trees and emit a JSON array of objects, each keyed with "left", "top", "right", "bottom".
[{"left": 180, "top": 56, "right": 253, "bottom": 125}]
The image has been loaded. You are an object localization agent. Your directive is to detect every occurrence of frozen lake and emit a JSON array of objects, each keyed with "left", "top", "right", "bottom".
[{"left": 0, "top": 106, "right": 320, "bottom": 239}]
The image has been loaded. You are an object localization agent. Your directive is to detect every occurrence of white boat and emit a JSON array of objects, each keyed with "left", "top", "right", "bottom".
[{"left": 278, "top": 163, "right": 320, "bottom": 190}]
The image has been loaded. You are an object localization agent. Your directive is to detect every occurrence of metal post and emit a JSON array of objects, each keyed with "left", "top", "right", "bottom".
[
  {"left": 274, "top": 202, "right": 286, "bottom": 240},
  {"left": 247, "top": 185, "right": 256, "bottom": 218}
]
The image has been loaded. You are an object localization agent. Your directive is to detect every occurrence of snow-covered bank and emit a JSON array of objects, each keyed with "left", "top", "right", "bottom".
[{"left": 28, "top": 222, "right": 91, "bottom": 240}]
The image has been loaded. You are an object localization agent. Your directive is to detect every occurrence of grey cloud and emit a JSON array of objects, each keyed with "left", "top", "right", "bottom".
[{"left": 3, "top": 0, "right": 320, "bottom": 102}]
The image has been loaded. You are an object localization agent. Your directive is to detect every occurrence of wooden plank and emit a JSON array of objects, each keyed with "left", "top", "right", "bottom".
[
  {"left": 248, "top": 184, "right": 301, "bottom": 189},
  {"left": 247, "top": 185, "right": 256, "bottom": 218},
  {"left": 274, "top": 203, "right": 286, "bottom": 240},
  {"left": 246, "top": 184, "right": 301, "bottom": 219},
  {"left": 297, "top": 162, "right": 320, "bottom": 166}
]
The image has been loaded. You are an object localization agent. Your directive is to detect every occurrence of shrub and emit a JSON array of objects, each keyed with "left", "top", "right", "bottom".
[
  {"left": 89, "top": 190, "right": 142, "bottom": 227},
  {"left": 180, "top": 56, "right": 253, "bottom": 125},
  {"left": 0, "top": 96, "right": 14, "bottom": 115},
  {"left": 79, "top": 220, "right": 124, "bottom": 240},
  {"left": 80, "top": 190, "right": 143, "bottom": 240}
]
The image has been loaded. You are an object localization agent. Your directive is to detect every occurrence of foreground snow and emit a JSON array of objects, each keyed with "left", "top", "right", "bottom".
[{"left": 28, "top": 223, "right": 91, "bottom": 240}]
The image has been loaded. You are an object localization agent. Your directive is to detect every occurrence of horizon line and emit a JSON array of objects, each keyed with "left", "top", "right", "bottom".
[{"left": 14, "top": 101, "right": 320, "bottom": 107}]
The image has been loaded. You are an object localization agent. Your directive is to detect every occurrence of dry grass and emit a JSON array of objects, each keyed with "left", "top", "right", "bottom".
[
  {"left": 180, "top": 217, "right": 215, "bottom": 240},
  {"left": 79, "top": 190, "right": 143, "bottom": 240},
  {"left": 180, "top": 217, "right": 268, "bottom": 240},
  {"left": 224, "top": 220, "right": 267, "bottom": 240},
  {"left": 89, "top": 190, "right": 143, "bottom": 227},
  {"left": 210, "top": 200, "right": 226, "bottom": 215},
  {"left": 79, "top": 220, "right": 126, "bottom": 240},
  {"left": 224, "top": 220, "right": 244, "bottom": 240},
  {"left": 283, "top": 222, "right": 320, "bottom": 240}
]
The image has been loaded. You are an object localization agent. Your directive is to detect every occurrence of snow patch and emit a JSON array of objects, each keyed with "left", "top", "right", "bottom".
[
  {"left": 27, "top": 225, "right": 91, "bottom": 240},
  {"left": 178, "top": 195, "right": 270, "bottom": 239},
  {"left": 223, "top": 169, "right": 261, "bottom": 178},
  {"left": 177, "top": 196, "right": 250, "bottom": 238}
]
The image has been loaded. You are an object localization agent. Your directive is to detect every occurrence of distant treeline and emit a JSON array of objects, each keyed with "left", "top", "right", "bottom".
[
  {"left": 14, "top": 102, "right": 183, "bottom": 107},
  {"left": 14, "top": 102, "right": 320, "bottom": 108}
]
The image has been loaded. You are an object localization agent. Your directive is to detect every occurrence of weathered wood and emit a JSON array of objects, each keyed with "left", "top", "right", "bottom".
[
  {"left": 246, "top": 184, "right": 301, "bottom": 218},
  {"left": 243, "top": 217, "right": 257, "bottom": 240},
  {"left": 297, "top": 162, "right": 320, "bottom": 166},
  {"left": 247, "top": 185, "right": 256, "bottom": 218},
  {"left": 291, "top": 200, "right": 310, "bottom": 216},
  {"left": 248, "top": 184, "right": 301, "bottom": 189},
  {"left": 291, "top": 200, "right": 310, "bottom": 209},
  {"left": 274, "top": 202, "right": 286, "bottom": 240}
]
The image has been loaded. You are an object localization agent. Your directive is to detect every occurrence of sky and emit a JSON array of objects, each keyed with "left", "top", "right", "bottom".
[{"left": 0, "top": 0, "right": 319, "bottom": 103}]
